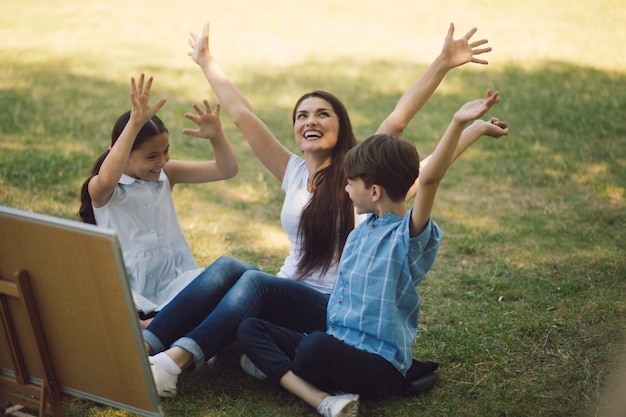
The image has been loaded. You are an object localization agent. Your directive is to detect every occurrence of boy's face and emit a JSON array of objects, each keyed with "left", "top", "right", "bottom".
[
  {"left": 345, "top": 177, "right": 374, "bottom": 214},
  {"left": 124, "top": 132, "right": 170, "bottom": 181}
]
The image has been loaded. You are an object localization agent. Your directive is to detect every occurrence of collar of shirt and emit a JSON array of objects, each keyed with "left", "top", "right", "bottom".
[
  {"left": 367, "top": 211, "right": 402, "bottom": 225},
  {"left": 118, "top": 171, "right": 167, "bottom": 185}
]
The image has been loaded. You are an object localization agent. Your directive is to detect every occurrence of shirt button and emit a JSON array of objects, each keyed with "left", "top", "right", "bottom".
[
  {"left": 338, "top": 300, "right": 342, "bottom": 305},
  {"left": 147, "top": 203, "right": 153, "bottom": 208},
  {"left": 372, "top": 223, "right": 377, "bottom": 228},
  {"left": 149, "top": 228, "right": 155, "bottom": 233},
  {"left": 330, "top": 325, "right": 336, "bottom": 330}
]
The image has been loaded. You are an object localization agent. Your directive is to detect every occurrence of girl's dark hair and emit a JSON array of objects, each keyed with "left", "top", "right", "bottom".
[
  {"left": 78, "top": 111, "right": 168, "bottom": 224},
  {"left": 291, "top": 91, "right": 357, "bottom": 281},
  {"left": 344, "top": 134, "right": 420, "bottom": 202}
]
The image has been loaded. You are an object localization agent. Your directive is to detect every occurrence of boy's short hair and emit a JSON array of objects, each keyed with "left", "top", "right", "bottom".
[{"left": 344, "top": 134, "right": 420, "bottom": 202}]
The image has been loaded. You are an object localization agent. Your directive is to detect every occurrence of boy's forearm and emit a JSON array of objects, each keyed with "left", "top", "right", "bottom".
[
  {"left": 420, "top": 120, "right": 486, "bottom": 169},
  {"left": 451, "top": 119, "right": 487, "bottom": 162},
  {"left": 406, "top": 120, "right": 485, "bottom": 202},
  {"left": 420, "top": 120, "right": 465, "bottom": 184}
]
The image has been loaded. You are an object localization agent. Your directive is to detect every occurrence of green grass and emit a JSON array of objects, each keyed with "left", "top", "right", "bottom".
[{"left": 2, "top": 1, "right": 626, "bottom": 416}]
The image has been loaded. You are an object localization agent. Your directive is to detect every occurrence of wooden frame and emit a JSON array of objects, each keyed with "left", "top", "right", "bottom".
[{"left": 0, "top": 206, "right": 163, "bottom": 417}]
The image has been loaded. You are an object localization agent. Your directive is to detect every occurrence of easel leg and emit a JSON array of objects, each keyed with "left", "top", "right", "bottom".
[
  {"left": 14, "top": 270, "right": 66, "bottom": 417},
  {"left": 0, "top": 271, "right": 66, "bottom": 416}
]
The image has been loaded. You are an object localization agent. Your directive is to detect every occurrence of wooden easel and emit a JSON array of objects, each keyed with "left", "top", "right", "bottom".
[
  {"left": 0, "top": 270, "right": 65, "bottom": 417},
  {"left": 0, "top": 206, "right": 163, "bottom": 417}
]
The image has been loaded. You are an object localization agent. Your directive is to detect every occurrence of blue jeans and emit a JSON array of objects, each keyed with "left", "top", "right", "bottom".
[
  {"left": 143, "top": 258, "right": 329, "bottom": 371},
  {"left": 143, "top": 256, "right": 257, "bottom": 365}
]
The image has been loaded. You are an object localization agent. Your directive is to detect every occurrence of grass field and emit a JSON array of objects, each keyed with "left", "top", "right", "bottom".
[{"left": 1, "top": 0, "right": 625, "bottom": 416}]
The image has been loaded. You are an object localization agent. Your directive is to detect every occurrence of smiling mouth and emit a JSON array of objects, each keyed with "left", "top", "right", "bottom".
[{"left": 303, "top": 131, "right": 322, "bottom": 140}]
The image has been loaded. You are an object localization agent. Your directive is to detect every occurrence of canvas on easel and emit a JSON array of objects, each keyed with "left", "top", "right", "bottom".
[{"left": 0, "top": 205, "right": 163, "bottom": 417}]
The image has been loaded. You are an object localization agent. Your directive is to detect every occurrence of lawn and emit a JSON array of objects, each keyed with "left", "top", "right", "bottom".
[{"left": 1, "top": 0, "right": 625, "bottom": 416}]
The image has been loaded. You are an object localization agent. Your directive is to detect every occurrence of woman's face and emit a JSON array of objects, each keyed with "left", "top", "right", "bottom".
[{"left": 293, "top": 96, "right": 340, "bottom": 157}]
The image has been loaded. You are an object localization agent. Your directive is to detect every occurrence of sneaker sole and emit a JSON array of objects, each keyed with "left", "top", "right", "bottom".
[
  {"left": 158, "top": 389, "right": 177, "bottom": 398},
  {"left": 337, "top": 400, "right": 359, "bottom": 417}
]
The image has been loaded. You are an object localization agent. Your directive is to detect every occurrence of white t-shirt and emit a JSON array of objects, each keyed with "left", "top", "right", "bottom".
[
  {"left": 93, "top": 171, "right": 203, "bottom": 313},
  {"left": 277, "top": 155, "right": 364, "bottom": 294}
]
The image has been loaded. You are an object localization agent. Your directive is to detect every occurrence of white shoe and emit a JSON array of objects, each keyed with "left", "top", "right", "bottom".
[
  {"left": 239, "top": 354, "right": 267, "bottom": 381},
  {"left": 206, "top": 355, "right": 218, "bottom": 366},
  {"left": 149, "top": 358, "right": 178, "bottom": 398},
  {"left": 317, "top": 393, "right": 359, "bottom": 417}
]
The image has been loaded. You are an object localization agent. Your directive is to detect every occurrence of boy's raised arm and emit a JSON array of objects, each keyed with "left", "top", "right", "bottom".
[
  {"left": 410, "top": 90, "right": 501, "bottom": 237},
  {"left": 404, "top": 117, "right": 509, "bottom": 202}
]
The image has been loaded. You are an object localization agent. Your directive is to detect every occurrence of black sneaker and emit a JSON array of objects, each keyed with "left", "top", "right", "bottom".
[{"left": 398, "top": 359, "right": 439, "bottom": 397}]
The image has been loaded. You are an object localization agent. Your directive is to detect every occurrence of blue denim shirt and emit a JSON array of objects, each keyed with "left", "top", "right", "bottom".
[{"left": 326, "top": 210, "right": 442, "bottom": 376}]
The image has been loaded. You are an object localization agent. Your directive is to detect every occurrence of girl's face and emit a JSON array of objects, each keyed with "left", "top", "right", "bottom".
[
  {"left": 124, "top": 133, "right": 170, "bottom": 181},
  {"left": 293, "top": 97, "right": 340, "bottom": 158}
]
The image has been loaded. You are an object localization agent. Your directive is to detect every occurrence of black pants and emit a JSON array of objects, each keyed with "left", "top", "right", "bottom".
[{"left": 236, "top": 317, "right": 404, "bottom": 399}]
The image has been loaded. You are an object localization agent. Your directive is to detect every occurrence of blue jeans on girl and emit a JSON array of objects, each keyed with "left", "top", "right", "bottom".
[{"left": 142, "top": 256, "right": 329, "bottom": 371}]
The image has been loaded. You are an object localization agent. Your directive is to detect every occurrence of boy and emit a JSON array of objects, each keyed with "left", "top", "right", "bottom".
[{"left": 236, "top": 90, "right": 503, "bottom": 417}]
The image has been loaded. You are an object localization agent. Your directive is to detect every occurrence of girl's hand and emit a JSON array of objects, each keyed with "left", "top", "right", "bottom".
[
  {"left": 188, "top": 22, "right": 211, "bottom": 65},
  {"left": 454, "top": 89, "right": 501, "bottom": 124},
  {"left": 129, "top": 74, "right": 167, "bottom": 126},
  {"left": 183, "top": 100, "right": 223, "bottom": 140},
  {"left": 441, "top": 23, "right": 492, "bottom": 69}
]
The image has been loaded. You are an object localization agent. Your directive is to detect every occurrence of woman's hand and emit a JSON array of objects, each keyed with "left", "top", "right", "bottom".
[
  {"left": 188, "top": 22, "right": 211, "bottom": 66},
  {"left": 440, "top": 23, "right": 492, "bottom": 69}
]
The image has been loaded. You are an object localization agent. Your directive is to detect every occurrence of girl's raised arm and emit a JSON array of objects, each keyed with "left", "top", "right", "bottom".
[
  {"left": 166, "top": 100, "right": 238, "bottom": 186},
  {"left": 89, "top": 74, "right": 166, "bottom": 207}
]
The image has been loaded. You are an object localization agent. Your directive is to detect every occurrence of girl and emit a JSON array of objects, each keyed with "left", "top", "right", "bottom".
[
  {"left": 78, "top": 74, "right": 242, "bottom": 328},
  {"left": 144, "top": 22, "right": 506, "bottom": 397}
]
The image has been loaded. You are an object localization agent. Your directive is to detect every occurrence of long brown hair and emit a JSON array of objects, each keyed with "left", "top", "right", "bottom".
[
  {"left": 78, "top": 111, "right": 168, "bottom": 224},
  {"left": 291, "top": 91, "right": 357, "bottom": 280}
]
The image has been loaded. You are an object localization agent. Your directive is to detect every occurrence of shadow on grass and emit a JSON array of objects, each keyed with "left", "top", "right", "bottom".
[{"left": 1, "top": 57, "right": 625, "bottom": 417}]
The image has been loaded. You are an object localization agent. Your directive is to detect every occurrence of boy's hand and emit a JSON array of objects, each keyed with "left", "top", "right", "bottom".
[
  {"left": 489, "top": 117, "right": 508, "bottom": 130},
  {"left": 454, "top": 89, "right": 500, "bottom": 125},
  {"left": 183, "top": 100, "right": 223, "bottom": 140},
  {"left": 472, "top": 117, "right": 509, "bottom": 138}
]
